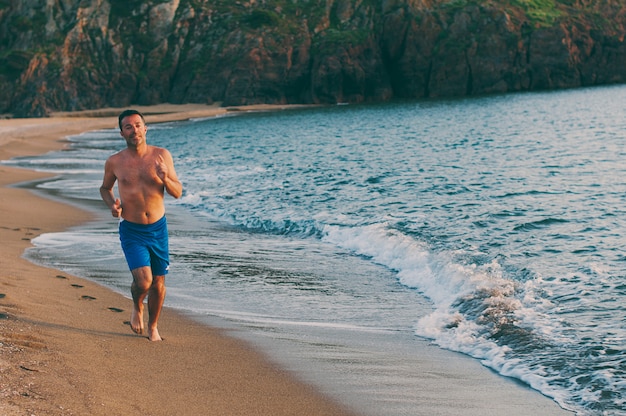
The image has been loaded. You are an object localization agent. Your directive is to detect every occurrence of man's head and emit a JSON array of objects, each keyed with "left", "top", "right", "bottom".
[
  {"left": 118, "top": 109, "right": 146, "bottom": 131},
  {"left": 118, "top": 109, "right": 148, "bottom": 148}
]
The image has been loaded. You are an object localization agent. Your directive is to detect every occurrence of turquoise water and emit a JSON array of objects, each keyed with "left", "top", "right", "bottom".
[{"left": 6, "top": 86, "right": 626, "bottom": 415}]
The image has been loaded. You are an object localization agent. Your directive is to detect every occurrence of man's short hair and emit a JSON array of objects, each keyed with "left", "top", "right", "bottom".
[{"left": 118, "top": 109, "right": 146, "bottom": 130}]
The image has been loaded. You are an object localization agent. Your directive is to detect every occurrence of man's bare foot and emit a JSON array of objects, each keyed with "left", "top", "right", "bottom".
[
  {"left": 130, "top": 305, "right": 144, "bottom": 335},
  {"left": 148, "top": 327, "right": 162, "bottom": 342}
]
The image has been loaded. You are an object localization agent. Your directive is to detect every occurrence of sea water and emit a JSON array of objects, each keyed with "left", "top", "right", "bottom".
[{"left": 5, "top": 86, "right": 626, "bottom": 415}]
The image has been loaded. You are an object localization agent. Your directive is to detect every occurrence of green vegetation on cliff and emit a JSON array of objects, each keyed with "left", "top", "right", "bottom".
[{"left": 510, "top": 0, "right": 561, "bottom": 25}]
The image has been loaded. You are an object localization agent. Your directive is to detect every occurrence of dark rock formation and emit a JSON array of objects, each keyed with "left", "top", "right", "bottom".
[{"left": 1, "top": 0, "right": 625, "bottom": 117}]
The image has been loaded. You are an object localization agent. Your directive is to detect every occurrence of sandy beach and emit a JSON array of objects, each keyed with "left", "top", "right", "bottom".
[
  {"left": 0, "top": 103, "right": 573, "bottom": 416},
  {"left": 0, "top": 104, "right": 357, "bottom": 415}
]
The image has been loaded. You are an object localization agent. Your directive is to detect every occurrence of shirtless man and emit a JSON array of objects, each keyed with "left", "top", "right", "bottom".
[{"left": 100, "top": 109, "right": 183, "bottom": 341}]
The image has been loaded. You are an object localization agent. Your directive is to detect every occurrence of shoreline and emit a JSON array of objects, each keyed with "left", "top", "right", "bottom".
[
  {"left": 0, "top": 103, "right": 572, "bottom": 415},
  {"left": 0, "top": 104, "right": 357, "bottom": 415}
]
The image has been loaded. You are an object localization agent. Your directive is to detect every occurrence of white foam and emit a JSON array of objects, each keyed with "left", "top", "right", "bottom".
[{"left": 321, "top": 222, "right": 571, "bottom": 400}]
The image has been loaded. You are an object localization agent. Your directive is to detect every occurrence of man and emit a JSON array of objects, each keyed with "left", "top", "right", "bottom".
[{"left": 100, "top": 109, "right": 183, "bottom": 341}]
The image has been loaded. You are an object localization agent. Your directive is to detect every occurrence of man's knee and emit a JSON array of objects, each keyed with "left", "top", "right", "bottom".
[
  {"left": 131, "top": 267, "right": 153, "bottom": 292},
  {"left": 151, "top": 275, "right": 165, "bottom": 290}
]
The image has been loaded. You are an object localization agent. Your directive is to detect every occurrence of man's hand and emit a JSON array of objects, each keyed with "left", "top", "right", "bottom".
[
  {"left": 156, "top": 154, "right": 168, "bottom": 182},
  {"left": 154, "top": 150, "right": 182, "bottom": 199},
  {"left": 111, "top": 198, "right": 122, "bottom": 218}
]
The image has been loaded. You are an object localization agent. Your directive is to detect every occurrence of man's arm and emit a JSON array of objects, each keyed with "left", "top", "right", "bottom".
[
  {"left": 156, "top": 150, "right": 183, "bottom": 199},
  {"left": 100, "top": 158, "right": 123, "bottom": 217}
]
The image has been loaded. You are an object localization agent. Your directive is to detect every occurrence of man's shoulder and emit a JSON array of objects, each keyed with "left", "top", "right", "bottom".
[
  {"left": 148, "top": 145, "right": 171, "bottom": 157},
  {"left": 107, "top": 149, "right": 126, "bottom": 160},
  {"left": 148, "top": 145, "right": 168, "bottom": 152},
  {"left": 105, "top": 149, "right": 131, "bottom": 165}
]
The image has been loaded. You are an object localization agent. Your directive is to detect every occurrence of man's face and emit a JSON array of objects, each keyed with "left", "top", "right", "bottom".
[{"left": 120, "top": 114, "right": 147, "bottom": 146}]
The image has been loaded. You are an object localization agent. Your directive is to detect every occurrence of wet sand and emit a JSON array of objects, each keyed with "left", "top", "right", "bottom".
[
  {"left": 0, "top": 104, "right": 356, "bottom": 415},
  {"left": 0, "top": 103, "right": 571, "bottom": 415}
]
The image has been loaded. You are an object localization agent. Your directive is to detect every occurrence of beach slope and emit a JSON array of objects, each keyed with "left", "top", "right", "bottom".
[
  {"left": 0, "top": 104, "right": 571, "bottom": 416},
  {"left": 0, "top": 104, "right": 356, "bottom": 415}
]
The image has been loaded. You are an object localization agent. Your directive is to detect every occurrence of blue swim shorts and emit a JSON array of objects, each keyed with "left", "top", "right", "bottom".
[{"left": 119, "top": 216, "right": 170, "bottom": 276}]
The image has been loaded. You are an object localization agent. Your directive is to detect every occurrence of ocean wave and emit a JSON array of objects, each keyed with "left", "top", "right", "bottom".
[
  {"left": 1, "top": 157, "right": 104, "bottom": 170},
  {"left": 178, "top": 196, "right": 324, "bottom": 237},
  {"left": 320, "top": 222, "right": 623, "bottom": 414},
  {"left": 513, "top": 217, "right": 570, "bottom": 232}
]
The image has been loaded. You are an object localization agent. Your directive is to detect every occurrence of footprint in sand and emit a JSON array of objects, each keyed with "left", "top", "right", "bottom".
[
  {"left": 81, "top": 295, "right": 96, "bottom": 301},
  {"left": 55, "top": 275, "right": 67, "bottom": 279},
  {"left": 108, "top": 307, "right": 124, "bottom": 313},
  {"left": 71, "top": 284, "right": 84, "bottom": 288}
]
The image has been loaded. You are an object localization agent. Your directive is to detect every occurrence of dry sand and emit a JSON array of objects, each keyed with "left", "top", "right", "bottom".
[{"left": 0, "top": 104, "right": 357, "bottom": 415}]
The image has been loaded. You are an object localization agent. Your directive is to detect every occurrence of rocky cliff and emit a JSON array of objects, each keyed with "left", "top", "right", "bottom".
[{"left": 1, "top": 0, "right": 625, "bottom": 117}]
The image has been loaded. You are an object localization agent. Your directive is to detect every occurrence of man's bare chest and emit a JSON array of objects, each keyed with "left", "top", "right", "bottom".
[{"left": 117, "top": 161, "right": 159, "bottom": 187}]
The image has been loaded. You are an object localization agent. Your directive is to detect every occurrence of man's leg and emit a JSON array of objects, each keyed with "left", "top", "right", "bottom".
[
  {"left": 130, "top": 266, "right": 153, "bottom": 336},
  {"left": 147, "top": 275, "right": 166, "bottom": 341}
]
